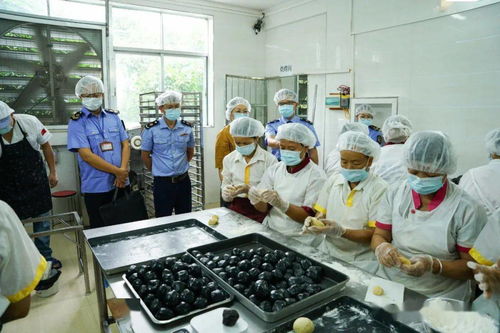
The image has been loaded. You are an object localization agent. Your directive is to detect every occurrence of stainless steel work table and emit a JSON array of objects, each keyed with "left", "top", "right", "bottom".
[{"left": 84, "top": 208, "right": 427, "bottom": 333}]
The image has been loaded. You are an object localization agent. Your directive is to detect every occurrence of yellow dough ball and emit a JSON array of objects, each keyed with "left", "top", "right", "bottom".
[
  {"left": 399, "top": 256, "right": 411, "bottom": 266},
  {"left": 208, "top": 215, "right": 219, "bottom": 226},
  {"left": 372, "top": 286, "right": 384, "bottom": 296},
  {"left": 310, "top": 218, "right": 325, "bottom": 227},
  {"left": 293, "top": 317, "right": 315, "bottom": 333}
]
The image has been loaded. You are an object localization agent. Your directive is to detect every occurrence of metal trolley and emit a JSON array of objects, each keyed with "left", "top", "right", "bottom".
[{"left": 138, "top": 91, "right": 205, "bottom": 216}]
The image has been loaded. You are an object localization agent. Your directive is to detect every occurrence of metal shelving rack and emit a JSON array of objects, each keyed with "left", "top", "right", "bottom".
[{"left": 138, "top": 91, "right": 205, "bottom": 217}]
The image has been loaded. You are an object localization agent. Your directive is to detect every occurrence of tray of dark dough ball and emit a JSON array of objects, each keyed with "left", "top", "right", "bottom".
[
  {"left": 187, "top": 233, "right": 349, "bottom": 322},
  {"left": 123, "top": 252, "right": 234, "bottom": 325}
]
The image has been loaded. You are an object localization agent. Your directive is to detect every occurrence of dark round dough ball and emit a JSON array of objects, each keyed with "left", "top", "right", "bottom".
[
  {"left": 287, "top": 284, "right": 301, "bottom": 296},
  {"left": 256, "top": 247, "right": 267, "bottom": 257},
  {"left": 138, "top": 284, "right": 148, "bottom": 297},
  {"left": 177, "top": 270, "right": 190, "bottom": 282},
  {"left": 155, "top": 307, "right": 175, "bottom": 321},
  {"left": 284, "top": 297, "right": 297, "bottom": 305},
  {"left": 273, "top": 250, "right": 285, "bottom": 259},
  {"left": 233, "top": 283, "right": 245, "bottom": 293},
  {"left": 161, "top": 272, "right": 174, "bottom": 285},
  {"left": 131, "top": 278, "right": 142, "bottom": 288},
  {"left": 251, "top": 257, "right": 262, "bottom": 269},
  {"left": 143, "top": 293, "right": 156, "bottom": 306},
  {"left": 205, "top": 252, "right": 215, "bottom": 259},
  {"left": 199, "top": 257, "right": 210, "bottom": 265},
  {"left": 271, "top": 269, "right": 283, "bottom": 282},
  {"left": 156, "top": 283, "right": 171, "bottom": 299},
  {"left": 249, "top": 268, "right": 261, "bottom": 279},
  {"left": 259, "top": 300, "right": 272, "bottom": 312},
  {"left": 228, "top": 266, "right": 239, "bottom": 278},
  {"left": 248, "top": 294, "right": 259, "bottom": 304},
  {"left": 302, "top": 276, "right": 314, "bottom": 285},
  {"left": 222, "top": 309, "right": 240, "bottom": 327},
  {"left": 138, "top": 265, "right": 150, "bottom": 278},
  {"left": 227, "top": 278, "right": 236, "bottom": 286},
  {"left": 188, "top": 278, "right": 203, "bottom": 292},
  {"left": 210, "top": 289, "right": 226, "bottom": 303},
  {"left": 294, "top": 268, "right": 305, "bottom": 277},
  {"left": 126, "top": 265, "right": 138, "bottom": 278},
  {"left": 288, "top": 276, "right": 304, "bottom": 286},
  {"left": 219, "top": 271, "right": 228, "bottom": 280},
  {"left": 264, "top": 253, "right": 278, "bottom": 265},
  {"left": 306, "top": 266, "right": 323, "bottom": 283},
  {"left": 237, "top": 271, "right": 250, "bottom": 284},
  {"left": 258, "top": 271, "right": 272, "bottom": 281},
  {"left": 270, "top": 289, "right": 284, "bottom": 301},
  {"left": 164, "top": 257, "right": 177, "bottom": 269},
  {"left": 147, "top": 279, "right": 160, "bottom": 293},
  {"left": 232, "top": 248, "right": 242, "bottom": 256},
  {"left": 172, "top": 261, "right": 187, "bottom": 273},
  {"left": 240, "top": 250, "right": 251, "bottom": 260},
  {"left": 206, "top": 261, "right": 217, "bottom": 269},
  {"left": 300, "top": 259, "right": 312, "bottom": 270},
  {"left": 149, "top": 298, "right": 161, "bottom": 314},
  {"left": 261, "top": 263, "right": 273, "bottom": 272},
  {"left": 254, "top": 280, "right": 270, "bottom": 300},
  {"left": 223, "top": 253, "right": 231, "bottom": 260},
  {"left": 144, "top": 270, "right": 157, "bottom": 281},
  {"left": 172, "top": 281, "right": 187, "bottom": 293},
  {"left": 193, "top": 297, "right": 208, "bottom": 309},
  {"left": 175, "top": 301, "right": 191, "bottom": 315},
  {"left": 297, "top": 292, "right": 310, "bottom": 301},
  {"left": 305, "top": 284, "right": 323, "bottom": 295},
  {"left": 275, "top": 259, "right": 288, "bottom": 273},
  {"left": 285, "top": 251, "right": 296, "bottom": 261},
  {"left": 188, "top": 263, "right": 202, "bottom": 277},
  {"left": 180, "top": 288, "right": 195, "bottom": 304},
  {"left": 277, "top": 281, "right": 288, "bottom": 289},
  {"left": 182, "top": 253, "right": 193, "bottom": 264},
  {"left": 164, "top": 290, "right": 180, "bottom": 307},
  {"left": 212, "top": 255, "right": 221, "bottom": 262},
  {"left": 191, "top": 250, "right": 201, "bottom": 256},
  {"left": 228, "top": 256, "right": 239, "bottom": 266},
  {"left": 213, "top": 268, "right": 224, "bottom": 275},
  {"left": 272, "top": 299, "right": 287, "bottom": 312},
  {"left": 217, "top": 260, "right": 228, "bottom": 268},
  {"left": 150, "top": 259, "right": 164, "bottom": 273},
  {"left": 238, "top": 260, "right": 251, "bottom": 272}
]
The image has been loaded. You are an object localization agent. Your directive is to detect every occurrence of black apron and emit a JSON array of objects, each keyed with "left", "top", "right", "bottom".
[{"left": 0, "top": 121, "right": 52, "bottom": 219}]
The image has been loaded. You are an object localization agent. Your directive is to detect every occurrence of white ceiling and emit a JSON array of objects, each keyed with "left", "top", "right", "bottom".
[{"left": 201, "top": 0, "right": 290, "bottom": 11}]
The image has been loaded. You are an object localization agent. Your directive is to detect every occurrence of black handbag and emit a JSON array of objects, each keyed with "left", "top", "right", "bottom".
[{"left": 99, "top": 189, "right": 149, "bottom": 226}]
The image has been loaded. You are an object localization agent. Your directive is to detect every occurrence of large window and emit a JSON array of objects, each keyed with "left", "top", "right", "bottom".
[{"left": 112, "top": 6, "right": 210, "bottom": 127}]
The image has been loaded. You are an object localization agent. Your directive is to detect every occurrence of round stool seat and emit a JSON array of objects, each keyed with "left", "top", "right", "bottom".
[{"left": 52, "top": 190, "right": 77, "bottom": 198}]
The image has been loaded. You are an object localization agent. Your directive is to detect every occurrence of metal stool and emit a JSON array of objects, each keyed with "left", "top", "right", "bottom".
[{"left": 52, "top": 190, "right": 78, "bottom": 213}]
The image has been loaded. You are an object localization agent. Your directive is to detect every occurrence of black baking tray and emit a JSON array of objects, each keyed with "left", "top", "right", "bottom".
[
  {"left": 267, "top": 296, "right": 418, "bottom": 333},
  {"left": 123, "top": 252, "right": 234, "bottom": 326},
  {"left": 87, "top": 219, "right": 227, "bottom": 274},
  {"left": 187, "top": 233, "right": 349, "bottom": 322}
]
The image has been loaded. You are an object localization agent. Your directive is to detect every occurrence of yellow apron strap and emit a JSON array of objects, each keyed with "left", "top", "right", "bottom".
[
  {"left": 346, "top": 190, "right": 357, "bottom": 207},
  {"left": 244, "top": 165, "right": 251, "bottom": 185}
]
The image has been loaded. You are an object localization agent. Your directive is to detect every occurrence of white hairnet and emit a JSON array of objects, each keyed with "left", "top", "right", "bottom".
[
  {"left": 156, "top": 91, "right": 182, "bottom": 106},
  {"left": 0, "top": 101, "right": 14, "bottom": 120},
  {"left": 225, "top": 97, "right": 251, "bottom": 121},
  {"left": 404, "top": 131, "right": 457, "bottom": 175},
  {"left": 337, "top": 131, "right": 380, "bottom": 159},
  {"left": 355, "top": 104, "right": 374, "bottom": 116},
  {"left": 75, "top": 75, "right": 104, "bottom": 97},
  {"left": 273, "top": 89, "right": 298, "bottom": 105},
  {"left": 382, "top": 115, "right": 413, "bottom": 143},
  {"left": 275, "top": 123, "right": 316, "bottom": 149},
  {"left": 229, "top": 117, "right": 264, "bottom": 138},
  {"left": 485, "top": 128, "right": 500, "bottom": 156},
  {"left": 340, "top": 122, "right": 369, "bottom": 136}
]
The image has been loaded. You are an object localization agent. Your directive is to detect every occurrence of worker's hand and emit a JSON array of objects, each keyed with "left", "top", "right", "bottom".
[
  {"left": 400, "top": 255, "right": 434, "bottom": 277},
  {"left": 48, "top": 172, "right": 59, "bottom": 188},
  {"left": 233, "top": 184, "right": 250, "bottom": 196},
  {"left": 222, "top": 185, "right": 237, "bottom": 202},
  {"left": 114, "top": 178, "right": 126, "bottom": 189},
  {"left": 468, "top": 260, "right": 500, "bottom": 299},
  {"left": 115, "top": 167, "right": 129, "bottom": 182},
  {"left": 248, "top": 187, "right": 262, "bottom": 205},
  {"left": 375, "top": 242, "right": 402, "bottom": 268},
  {"left": 307, "top": 219, "right": 346, "bottom": 238},
  {"left": 261, "top": 190, "right": 289, "bottom": 212}
]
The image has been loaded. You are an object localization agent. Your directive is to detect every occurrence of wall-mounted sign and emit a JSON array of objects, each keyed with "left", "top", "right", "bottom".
[
  {"left": 279, "top": 65, "right": 293, "bottom": 74},
  {"left": 326, "top": 95, "right": 341, "bottom": 108}
]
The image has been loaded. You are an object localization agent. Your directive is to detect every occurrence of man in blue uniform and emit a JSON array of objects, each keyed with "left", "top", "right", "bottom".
[
  {"left": 67, "top": 76, "right": 130, "bottom": 229},
  {"left": 141, "top": 91, "right": 195, "bottom": 217},
  {"left": 265, "top": 89, "right": 320, "bottom": 163},
  {"left": 355, "top": 104, "right": 384, "bottom": 146}
]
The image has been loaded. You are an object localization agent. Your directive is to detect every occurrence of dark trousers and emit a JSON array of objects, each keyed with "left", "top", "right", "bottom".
[
  {"left": 84, "top": 187, "right": 129, "bottom": 229},
  {"left": 153, "top": 176, "right": 192, "bottom": 217}
]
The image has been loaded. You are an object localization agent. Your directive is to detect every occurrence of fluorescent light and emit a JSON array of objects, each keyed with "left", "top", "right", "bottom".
[
  {"left": 451, "top": 14, "right": 467, "bottom": 20},
  {"left": 446, "top": 0, "right": 479, "bottom": 2}
]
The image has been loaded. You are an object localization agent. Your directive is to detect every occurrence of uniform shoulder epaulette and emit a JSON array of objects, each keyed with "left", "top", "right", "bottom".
[
  {"left": 70, "top": 111, "right": 82, "bottom": 120},
  {"left": 370, "top": 125, "right": 381, "bottom": 131},
  {"left": 267, "top": 119, "right": 279, "bottom": 125},
  {"left": 181, "top": 120, "right": 192, "bottom": 127},
  {"left": 145, "top": 120, "right": 159, "bottom": 129},
  {"left": 300, "top": 118, "right": 313, "bottom": 125},
  {"left": 106, "top": 109, "right": 120, "bottom": 114}
]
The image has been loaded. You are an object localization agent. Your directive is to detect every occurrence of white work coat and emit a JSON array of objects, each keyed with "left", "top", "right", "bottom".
[
  {"left": 314, "top": 172, "right": 387, "bottom": 273},
  {"left": 375, "top": 181, "right": 487, "bottom": 301},
  {"left": 324, "top": 149, "right": 340, "bottom": 177},
  {"left": 371, "top": 143, "right": 407, "bottom": 185}
]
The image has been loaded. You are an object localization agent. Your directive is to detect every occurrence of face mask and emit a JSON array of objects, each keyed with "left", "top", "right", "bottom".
[
  {"left": 278, "top": 104, "right": 294, "bottom": 118},
  {"left": 359, "top": 118, "right": 373, "bottom": 127},
  {"left": 280, "top": 149, "right": 302, "bottom": 166},
  {"left": 165, "top": 108, "right": 181, "bottom": 121},
  {"left": 236, "top": 143, "right": 256, "bottom": 156},
  {"left": 407, "top": 174, "right": 444, "bottom": 195},
  {"left": 0, "top": 125, "right": 12, "bottom": 135},
  {"left": 340, "top": 167, "right": 369, "bottom": 182},
  {"left": 82, "top": 97, "right": 103, "bottom": 111},
  {"left": 233, "top": 113, "right": 248, "bottom": 120}
]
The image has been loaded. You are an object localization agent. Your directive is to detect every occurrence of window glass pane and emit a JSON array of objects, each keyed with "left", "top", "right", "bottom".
[
  {"left": 49, "top": 0, "right": 105, "bottom": 23},
  {"left": 115, "top": 53, "right": 161, "bottom": 125},
  {"left": 163, "top": 14, "right": 208, "bottom": 53},
  {"left": 112, "top": 8, "right": 161, "bottom": 49},
  {"left": 0, "top": 0, "right": 48, "bottom": 16}
]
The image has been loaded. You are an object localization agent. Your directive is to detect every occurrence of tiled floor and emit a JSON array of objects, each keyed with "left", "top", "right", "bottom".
[{"left": 2, "top": 233, "right": 118, "bottom": 333}]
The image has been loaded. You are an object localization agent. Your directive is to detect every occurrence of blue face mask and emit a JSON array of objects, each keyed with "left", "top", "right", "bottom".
[
  {"left": 233, "top": 113, "right": 248, "bottom": 120},
  {"left": 340, "top": 167, "right": 369, "bottom": 182},
  {"left": 407, "top": 174, "right": 444, "bottom": 195},
  {"left": 278, "top": 104, "right": 294, "bottom": 118},
  {"left": 236, "top": 143, "right": 256, "bottom": 156},
  {"left": 0, "top": 125, "right": 12, "bottom": 135},
  {"left": 165, "top": 108, "right": 181, "bottom": 121},
  {"left": 280, "top": 149, "right": 302, "bottom": 166},
  {"left": 359, "top": 118, "right": 373, "bottom": 127}
]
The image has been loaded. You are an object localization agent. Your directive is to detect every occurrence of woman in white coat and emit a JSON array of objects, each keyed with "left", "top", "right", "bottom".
[
  {"left": 371, "top": 115, "right": 413, "bottom": 184},
  {"left": 371, "top": 131, "right": 487, "bottom": 301},
  {"left": 304, "top": 131, "right": 387, "bottom": 273},
  {"left": 459, "top": 128, "right": 500, "bottom": 218},
  {"left": 221, "top": 117, "right": 277, "bottom": 223},
  {"left": 250, "top": 123, "right": 326, "bottom": 239},
  {"left": 324, "top": 122, "right": 369, "bottom": 177}
]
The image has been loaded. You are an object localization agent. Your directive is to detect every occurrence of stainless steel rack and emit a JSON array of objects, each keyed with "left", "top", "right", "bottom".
[{"left": 138, "top": 91, "right": 205, "bottom": 216}]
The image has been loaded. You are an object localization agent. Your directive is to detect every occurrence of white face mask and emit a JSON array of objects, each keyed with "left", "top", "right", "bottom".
[{"left": 82, "top": 97, "right": 103, "bottom": 111}]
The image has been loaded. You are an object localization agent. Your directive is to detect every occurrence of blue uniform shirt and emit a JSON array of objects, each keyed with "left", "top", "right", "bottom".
[
  {"left": 67, "top": 108, "right": 129, "bottom": 194},
  {"left": 368, "top": 125, "right": 384, "bottom": 146},
  {"left": 140, "top": 118, "right": 195, "bottom": 177},
  {"left": 265, "top": 115, "right": 320, "bottom": 160}
]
